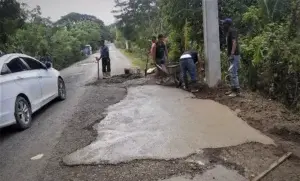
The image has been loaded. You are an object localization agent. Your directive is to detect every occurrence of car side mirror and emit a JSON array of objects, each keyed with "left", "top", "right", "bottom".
[{"left": 45, "top": 62, "right": 52, "bottom": 69}]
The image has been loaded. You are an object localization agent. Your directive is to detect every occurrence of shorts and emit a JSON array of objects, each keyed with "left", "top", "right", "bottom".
[{"left": 156, "top": 58, "right": 165, "bottom": 65}]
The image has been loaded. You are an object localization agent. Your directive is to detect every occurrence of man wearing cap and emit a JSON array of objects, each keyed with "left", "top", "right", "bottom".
[
  {"left": 222, "top": 18, "right": 241, "bottom": 97},
  {"left": 96, "top": 40, "right": 111, "bottom": 78}
]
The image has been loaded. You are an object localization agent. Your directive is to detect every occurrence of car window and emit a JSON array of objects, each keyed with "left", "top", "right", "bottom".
[
  {"left": 21, "top": 57, "right": 45, "bottom": 70},
  {"left": 0, "top": 64, "right": 12, "bottom": 75},
  {"left": 6, "top": 58, "right": 29, "bottom": 73}
]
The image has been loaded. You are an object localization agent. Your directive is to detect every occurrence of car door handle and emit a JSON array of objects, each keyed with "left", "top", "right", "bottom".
[
  {"left": 38, "top": 76, "right": 42, "bottom": 78},
  {"left": 17, "top": 76, "right": 24, "bottom": 80}
]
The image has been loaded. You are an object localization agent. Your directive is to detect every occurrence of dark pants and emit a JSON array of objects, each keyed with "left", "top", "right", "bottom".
[
  {"left": 179, "top": 58, "right": 197, "bottom": 88},
  {"left": 102, "top": 58, "right": 111, "bottom": 72},
  {"left": 155, "top": 58, "right": 166, "bottom": 78}
]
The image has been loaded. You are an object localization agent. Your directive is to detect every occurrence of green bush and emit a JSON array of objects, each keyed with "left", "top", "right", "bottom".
[{"left": 114, "top": 40, "right": 126, "bottom": 49}]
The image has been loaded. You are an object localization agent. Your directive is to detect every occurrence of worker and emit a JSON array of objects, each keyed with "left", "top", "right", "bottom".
[
  {"left": 178, "top": 50, "right": 200, "bottom": 92},
  {"left": 96, "top": 40, "right": 111, "bottom": 78}
]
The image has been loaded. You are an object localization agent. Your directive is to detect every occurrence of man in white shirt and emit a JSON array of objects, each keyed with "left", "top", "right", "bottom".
[{"left": 178, "top": 51, "right": 199, "bottom": 92}]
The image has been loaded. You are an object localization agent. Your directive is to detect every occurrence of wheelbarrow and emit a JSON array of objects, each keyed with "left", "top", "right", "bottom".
[{"left": 156, "top": 62, "right": 181, "bottom": 86}]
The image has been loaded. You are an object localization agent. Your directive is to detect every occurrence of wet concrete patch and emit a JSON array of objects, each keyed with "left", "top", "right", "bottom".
[
  {"left": 63, "top": 85, "right": 274, "bottom": 165},
  {"left": 160, "top": 165, "right": 247, "bottom": 181}
]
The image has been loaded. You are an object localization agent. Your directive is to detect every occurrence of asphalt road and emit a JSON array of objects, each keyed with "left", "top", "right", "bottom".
[{"left": 0, "top": 44, "right": 131, "bottom": 181}]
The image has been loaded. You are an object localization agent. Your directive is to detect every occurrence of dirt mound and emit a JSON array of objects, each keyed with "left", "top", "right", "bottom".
[
  {"left": 86, "top": 74, "right": 143, "bottom": 86},
  {"left": 105, "top": 74, "right": 143, "bottom": 84},
  {"left": 270, "top": 124, "right": 300, "bottom": 143}
]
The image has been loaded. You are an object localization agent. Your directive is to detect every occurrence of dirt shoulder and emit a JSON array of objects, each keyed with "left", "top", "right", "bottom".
[
  {"left": 193, "top": 84, "right": 300, "bottom": 180},
  {"left": 194, "top": 85, "right": 300, "bottom": 156}
]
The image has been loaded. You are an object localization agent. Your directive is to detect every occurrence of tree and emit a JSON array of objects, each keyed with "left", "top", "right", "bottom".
[
  {"left": 0, "top": 0, "right": 26, "bottom": 50},
  {"left": 8, "top": 23, "right": 50, "bottom": 55},
  {"left": 54, "top": 12, "right": 112, "bottom": 41},
  {"left": 55, "top": 12, "right": 105, "bottom": 27},
  {"left": 160, "top": 0, "right": 203, "bottom": 59},
  {"left": 113, "top": 0, "right": 160, "bottom": 41},
  {"left": 3, "top": 4, "right": 113, "bottom": 70}
]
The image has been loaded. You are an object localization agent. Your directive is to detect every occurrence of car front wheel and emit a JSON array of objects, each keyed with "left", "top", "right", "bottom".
[
  {"left": 14, "top": 96, "right": 32, "bottom": 130},
  {"left": 57, "top": 77, "right": 66, "bottom": 101}
]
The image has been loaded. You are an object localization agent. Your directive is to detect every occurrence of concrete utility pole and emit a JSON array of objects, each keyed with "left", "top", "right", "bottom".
[{"left": 202, "top": 0, "right": 221, "bottom": 87}]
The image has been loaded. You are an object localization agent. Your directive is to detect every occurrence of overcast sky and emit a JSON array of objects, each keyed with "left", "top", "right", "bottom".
[{"left": 18, "top": 0, "right": 116, "bottom": 25}]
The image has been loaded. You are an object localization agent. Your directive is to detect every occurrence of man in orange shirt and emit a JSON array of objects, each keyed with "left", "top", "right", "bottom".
[{"left": 150, "top": 36, "right": 156, "bottom": 56}]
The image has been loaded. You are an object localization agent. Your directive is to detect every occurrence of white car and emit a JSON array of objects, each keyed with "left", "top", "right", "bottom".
[{"left": 0, "top": 53, "right": 66, "bottom": 130}]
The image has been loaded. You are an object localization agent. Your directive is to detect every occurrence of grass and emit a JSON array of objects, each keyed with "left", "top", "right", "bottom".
[{"left": 120, "top": 49, "right": 147, "bottom": 69}]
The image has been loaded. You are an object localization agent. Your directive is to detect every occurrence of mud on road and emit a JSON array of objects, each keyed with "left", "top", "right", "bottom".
[{"left": 41, "top": 75, "right": 300, "bottom": 181}]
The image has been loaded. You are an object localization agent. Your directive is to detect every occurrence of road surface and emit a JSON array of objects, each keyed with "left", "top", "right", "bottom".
[{"left": 0, "top": 44, "right": 131, "bottom": 181}]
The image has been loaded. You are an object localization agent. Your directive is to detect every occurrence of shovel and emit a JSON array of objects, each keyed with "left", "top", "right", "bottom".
[
  {"left": 145, "top": 53, "right": 149, "bottom": 77},
  {"left": 155, "top": 63, "right": 169, "bottom": 75}
]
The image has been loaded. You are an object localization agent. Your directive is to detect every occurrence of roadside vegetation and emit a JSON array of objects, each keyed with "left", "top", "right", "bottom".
[
  {"left": 0, "top": 0, "right": 112, "bottom": 70},
  {"left": 120, "top": 49, "right": 147, "bottom": 69},
  {"left": 112, "top": 0, "right": 300, "bottom": 109}
]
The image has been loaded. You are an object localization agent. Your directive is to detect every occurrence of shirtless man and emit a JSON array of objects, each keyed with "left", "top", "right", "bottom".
[{"left": 151, "top": 34, "right": 168, "bottom": 84}]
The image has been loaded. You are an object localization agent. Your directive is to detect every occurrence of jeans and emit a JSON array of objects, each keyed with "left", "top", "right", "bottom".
[
  {"left": 230, "top": 55, "right": 240, "bottom": 90},
  {"left": 102, "top": 58, "right": 111, "bottom": 72},
  {"left": 180, "top": 58, "right": 197, "bottom": 87}
]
